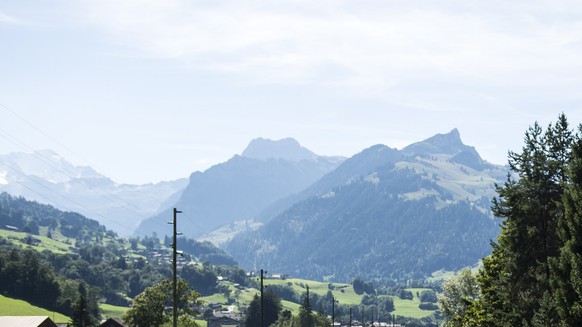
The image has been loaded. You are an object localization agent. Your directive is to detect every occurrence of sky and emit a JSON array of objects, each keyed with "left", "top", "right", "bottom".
[{"left": 1, "top": 0, "right": 582, "bottom": 184}]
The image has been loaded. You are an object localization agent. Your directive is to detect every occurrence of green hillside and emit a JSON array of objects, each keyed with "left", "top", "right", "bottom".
[
  {"left": 0, "top": 295, "right": 70, "bottom": 324},
  {"left": 200, "top": 277, "right": 437, "bottom": 321},
  {"left": 0, "top": 192, "right": 440, "bottom": 325},
  {"left": 0, "top": 229, "right": 74, "bottom": 254}
]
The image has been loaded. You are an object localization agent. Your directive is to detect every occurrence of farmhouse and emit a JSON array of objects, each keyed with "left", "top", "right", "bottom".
[{"left": 99, "top": 317, "right": 127, "bottom": 327}]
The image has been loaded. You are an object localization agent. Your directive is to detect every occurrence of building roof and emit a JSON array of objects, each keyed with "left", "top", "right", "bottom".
[
  {"left": 99, "top": 317, "right": 126, "bottom": 327},
  {"left": 0, "top": 316, "right": 58, "bottom": 327}
]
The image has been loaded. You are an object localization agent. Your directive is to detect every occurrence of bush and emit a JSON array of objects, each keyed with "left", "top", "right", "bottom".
[
  {"left": 399, "top": 289, "right": 414, "bottom": 300},
  {"left": 419, "top": 290, "right": 438, "bottom": 303},
  {"left": 419, "top": 302, "right": 439, "bottom": 311}
]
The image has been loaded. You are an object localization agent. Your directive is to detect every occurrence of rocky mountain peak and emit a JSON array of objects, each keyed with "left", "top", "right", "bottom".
[
  {"left": 402, "top": 128, "right": 467, "bottom": 156},
  {"left": 241, "top": 137, "right": 318, "bottom": 162}
]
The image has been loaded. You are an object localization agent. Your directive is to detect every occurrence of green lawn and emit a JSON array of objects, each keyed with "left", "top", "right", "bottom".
[
  {"left": 391, "top": 288, "right": 436, "bottom": 319},
  {"left": 0, "top": 295, "right": 70, "bottom": 324},
  {"left": 100, "top": 303, "right": 128, "bottom": 319},
  {"left": 201, "top": 292, "right": 229, "bottom": 305}
]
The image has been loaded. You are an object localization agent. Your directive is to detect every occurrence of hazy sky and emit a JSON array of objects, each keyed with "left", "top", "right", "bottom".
[{"left": 1, "top": 0, "right": 582, "bottom": 184}]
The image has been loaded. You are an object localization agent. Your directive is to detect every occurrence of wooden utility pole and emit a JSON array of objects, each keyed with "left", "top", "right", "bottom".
[
  {"left": 169, "top": 208, "right": 182, "bottom": 327},
  {"left": 260, "top": 268, "right": 265, "bottom": 327},
  {"left": 331, "top": 296, "right": 335, "bottom": 326}
]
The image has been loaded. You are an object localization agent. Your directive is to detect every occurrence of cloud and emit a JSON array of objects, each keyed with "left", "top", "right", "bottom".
[
  {"left": 67, "top": 1, "right": 582, "bottom": 104},
  {"left": 0, "top": 12, "right": 23, "bottom": 25}
]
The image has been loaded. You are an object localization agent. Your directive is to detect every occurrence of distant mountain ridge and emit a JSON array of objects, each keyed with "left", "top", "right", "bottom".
[
  {"left": 135, "top": 138, "right": 344, "bottom": 239},
  {"left": 0, "top": 150, "right": 106, "bottom": 183},
  {"left": 0, "top": 150, "right": 187, "bottom": 236},
  {"left": 226, "top": 129, "right": 507, "bottom": 282}
]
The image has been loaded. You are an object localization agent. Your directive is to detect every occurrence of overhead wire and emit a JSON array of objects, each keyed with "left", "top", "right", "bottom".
[
  {"left": 0, "top": 162, "right": 137, "bottom": 234},
  {"left": 0, "top": 124, "right": 148, "bottom": 235},
  {"left": 0, "top": 102, "right": 207, "bottom": 237}
]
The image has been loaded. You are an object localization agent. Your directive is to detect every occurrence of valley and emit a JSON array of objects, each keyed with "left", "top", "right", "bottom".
[{"left": 0, "top": 130, "right": 509, "bottom": 326}]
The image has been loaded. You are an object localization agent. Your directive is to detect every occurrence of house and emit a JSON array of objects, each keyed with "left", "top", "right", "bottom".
[
  {"left": 208, "top": 316, "right": 242, "bottom": 327},
  {"left": 99, "top": 318, "right": 127, "bottom": 327},
  {"left": 0, "top": 316, "right": 58, "bottom": 327},
  {"left": 270, "top": 273, "right": 289, "bottom": 280}
]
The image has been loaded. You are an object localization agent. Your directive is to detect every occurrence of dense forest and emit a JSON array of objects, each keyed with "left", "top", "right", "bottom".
[{"left": 229, "top": 164, "right": 499, "bottom": 282}]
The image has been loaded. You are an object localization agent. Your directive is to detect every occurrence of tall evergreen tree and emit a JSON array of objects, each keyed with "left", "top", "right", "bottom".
[
  {"left": 245, "top": 294, "right": 261, "bottom": 327},
  {"left": 245, "top": 289, "right": 282, "bottom": 327},
  {"left": 479, "top": 114, "right": 574, "bottom": 325},
  {"left": 70, "top": 283, "right": 98, "bottom": 327},
  {"left": 298, "top": 285, "right": 315, "bottom": 327},
  {"left": 551, "top": 125, "right": 582, "bottom": 326}
]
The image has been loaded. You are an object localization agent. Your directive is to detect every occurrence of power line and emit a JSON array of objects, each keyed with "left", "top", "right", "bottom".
[
  {"left": 0, "top": 128, "right": 150, "bottom": 231},
  {"left": 0, "top": 103, "right": 190, "bottom": 233},
  {"left": 0, "top": 101, "right": 183, "bottom": 207},
  {"left": 0, "top": 161, "right": 139, "bottom": 235},
  {"left": 0, "top": 102, "right": 208, "bottom": 238}
]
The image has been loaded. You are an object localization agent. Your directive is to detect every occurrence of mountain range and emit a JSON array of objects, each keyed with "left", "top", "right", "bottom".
[
  {"left": 0, "top": 131, "right": 508, "bottom": 283},
  {"left": 134, "top": 138, "right": 344, "bottom": 238},
  {"left": 225, "top": 129, "right": 507, "bottom": 282},
  {"left": 0, "top": 150, "right": 187, "bottom": 236}
]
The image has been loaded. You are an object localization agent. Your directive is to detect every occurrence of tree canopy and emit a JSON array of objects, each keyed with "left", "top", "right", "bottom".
[
  {"left": 123, "top": 279, "right": 201, "bottom": 327},
  {"left": 441, "top": 114, "right": 582, "bottom": 326}
]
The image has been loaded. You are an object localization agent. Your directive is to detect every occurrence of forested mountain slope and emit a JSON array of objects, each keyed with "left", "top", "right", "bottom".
[{"left": 227, "top": 129, "right": 506, "bottom": 282}]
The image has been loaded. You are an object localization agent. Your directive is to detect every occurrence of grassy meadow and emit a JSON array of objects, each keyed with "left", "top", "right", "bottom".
[{"left": 0, "top": 295, "right": 70, "bottom": 324}]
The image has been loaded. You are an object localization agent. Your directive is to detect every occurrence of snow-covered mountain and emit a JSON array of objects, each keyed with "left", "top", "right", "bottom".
[{"left": 0, "top": 150, "right": 187, "bottom": 236}]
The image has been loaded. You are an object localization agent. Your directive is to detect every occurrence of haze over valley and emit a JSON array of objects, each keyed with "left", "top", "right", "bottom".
[{"left": 2, "top": 1, "right": 582, "bottom": 325}]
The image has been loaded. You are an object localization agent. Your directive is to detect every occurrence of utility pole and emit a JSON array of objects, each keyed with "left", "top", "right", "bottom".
[
  {"left": 349, "top": 307, "right": 352, "bottom": 327},
  {"left": 260, "top": 268, "right": 265, "bottom": 327},
  {"left": 331, "top": 296, "right": 335, "bottom": 326},
  {"left": 168, "top": 208, "right": 182, "bottom": 327}
]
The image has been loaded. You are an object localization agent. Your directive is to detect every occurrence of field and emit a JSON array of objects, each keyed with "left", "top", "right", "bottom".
[
  {"left": 264, "top": 278, "right": 361, "bottom": 305},
  {"left": 0, "top": 229, "right": 73, "bottom": 254},
  {"left": 0, "top": 295, "right": 70, "bottom": 324},
  {"left": 100, "top": 303, "right": 128, "bottom": 319},
  {"left": 201, "top": 278, "right": 437, "bottom": 321},
  {"left": 392, "top": 288, "right": 435, "bottom": 319}
]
